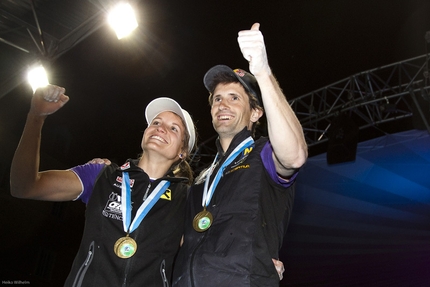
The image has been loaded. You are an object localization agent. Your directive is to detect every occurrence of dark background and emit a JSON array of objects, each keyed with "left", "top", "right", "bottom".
[{"left": 1, "top": 0, "right": 430, "bottom": 286}]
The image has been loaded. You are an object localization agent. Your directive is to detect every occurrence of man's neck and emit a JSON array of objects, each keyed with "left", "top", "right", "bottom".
[
  {"left": 218, "top": 135, "right": 233, "bottom": 154},
  {"left": 217, "top": 127, "right": 252, "bottom": 154}
]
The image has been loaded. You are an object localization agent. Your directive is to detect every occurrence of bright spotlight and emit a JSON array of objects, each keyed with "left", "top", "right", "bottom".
[
  {"left": 108, "top": 2, "right": 138, "bottom": 40},
  {"left": 27, "top": 65, "right": 49, "bottom": 93}
]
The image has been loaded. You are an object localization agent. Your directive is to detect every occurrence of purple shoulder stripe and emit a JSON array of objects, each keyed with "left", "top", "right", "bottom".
[
  {"left": 70, "top": 163, "right": 105, "bottom": 204},
  {"left": 261, "top": 141, "right": 298, "bottom": 188}
]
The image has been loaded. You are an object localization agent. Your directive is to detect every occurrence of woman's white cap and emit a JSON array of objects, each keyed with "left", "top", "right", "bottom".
[{"left": 145, "top": 97, "right": 195, "bottom": 153}]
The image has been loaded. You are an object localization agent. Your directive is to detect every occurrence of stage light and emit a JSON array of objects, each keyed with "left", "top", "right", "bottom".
[
  {"left": 27, "top": 65, "right": 49, "bottom": 93},
  {"left": 108, "top": 2, "right": 138, "bottom": 40}
]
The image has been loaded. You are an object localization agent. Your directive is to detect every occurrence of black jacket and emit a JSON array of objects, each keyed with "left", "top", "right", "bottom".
[
  {"left": 172, "top": 129, "right": 295, "bottom": 287},
  {"left": 65, "top": 159, "right": 188, "bottom": 287}
]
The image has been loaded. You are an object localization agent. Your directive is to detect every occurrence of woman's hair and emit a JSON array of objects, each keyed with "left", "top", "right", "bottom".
[
  {"left": 171, "top": 159, "right": 194, "bottom": 185},
  {"left": 175, "top": 111, "right": 197, "bottom": 184}
]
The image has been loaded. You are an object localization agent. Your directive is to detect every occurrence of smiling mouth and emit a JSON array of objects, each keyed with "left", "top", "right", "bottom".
[
  {"left": 218, "top": 115, "right": 233, "bottom": 120},
  {"left": 150, "top": 135, "right": 167, "bottom": 143}
]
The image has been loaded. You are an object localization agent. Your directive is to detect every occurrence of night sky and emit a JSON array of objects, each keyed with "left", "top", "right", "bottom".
[
  {"left": 1, "top": 0, "right": 430, "bottom": 285},
  {"left": 3, "top": 0, "right": 430, "bottom": 167}
]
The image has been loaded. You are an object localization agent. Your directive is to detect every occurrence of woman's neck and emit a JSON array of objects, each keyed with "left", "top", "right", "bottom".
[{"left": 137, "top": 153, "right": 174, "bottom": 179}]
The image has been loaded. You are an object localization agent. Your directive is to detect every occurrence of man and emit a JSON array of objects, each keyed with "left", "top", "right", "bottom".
[{"left": 172, "top": 23, "right": 308, "bottom": 286}]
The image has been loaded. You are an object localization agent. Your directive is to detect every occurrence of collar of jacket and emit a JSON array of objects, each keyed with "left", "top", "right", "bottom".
[
  {"left": 214, "top": 127, "right": 253, "bottom": 170},
  {"left": 215, "top": 127, "right": 252, "bottom": 157},
  {"left": 118, "top": 158, "right": 188, "bottom": 184}
]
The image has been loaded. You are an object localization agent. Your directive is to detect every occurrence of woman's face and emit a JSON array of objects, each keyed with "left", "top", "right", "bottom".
[{"left": 142, "top": 111, "right": 186, "bottom": 160}]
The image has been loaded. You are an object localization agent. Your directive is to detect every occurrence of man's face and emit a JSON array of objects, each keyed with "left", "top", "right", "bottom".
[{"left": 210, "top": 82, "right": 257, "bottom": 139}]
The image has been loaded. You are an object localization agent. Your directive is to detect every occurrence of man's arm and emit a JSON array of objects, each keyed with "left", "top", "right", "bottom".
[
  {"left": 10, "top": 85, "right": 82, "bottom": 201},
  {"left": 238, "top": 23, "right": 308, "bottom": 178}
]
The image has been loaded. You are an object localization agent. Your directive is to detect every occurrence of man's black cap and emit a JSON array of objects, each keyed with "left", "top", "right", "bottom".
[{"left": 203, "top": 64, "right": 262, "bottom": 106}]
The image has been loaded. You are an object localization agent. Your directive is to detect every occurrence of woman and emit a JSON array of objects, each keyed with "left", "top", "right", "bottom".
[{"left": 10, "top": 85, "right": 196, "bottom": 287}]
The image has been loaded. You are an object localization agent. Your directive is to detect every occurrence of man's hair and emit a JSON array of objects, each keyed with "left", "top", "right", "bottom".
[{"left": 207, "top": 73, "right": 263, "bottom": 136}]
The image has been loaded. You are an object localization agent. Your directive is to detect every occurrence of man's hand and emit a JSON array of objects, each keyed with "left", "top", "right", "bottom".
[
  {"left": 88, "top": 158, "right": 112, "bottom": 165},
  {"left": 272, "top": 258, "right": 285, "bottom": 280},
  {"left": 31, "top": 85, "right": 69, "bottom": 116},
  {"left": 237, "top": 23, "right": 270, "bottom": 77}
]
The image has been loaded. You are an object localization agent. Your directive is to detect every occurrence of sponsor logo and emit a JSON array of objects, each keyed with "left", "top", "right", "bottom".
[
  {"left": 234, "top": 69, "right": 246, "bottom": 77},
  {"left": 116, "top": 176, "right": 135, "bottom": 187},
  {"left": 244, "top": 146, "right": 253, "bottom": 155},
  {"left": 231, "top": 146, "right": 253, "bottom": 168},
  {"left": 225, "top": 145, "right": 254, "bottom": 175},
  {"left": 120, "top": 162, "right": 130, "bottom": 170},
  {"left": 225, "top": 164, "right": 250, "bottom": 175},
  {"left": 160, "top": 189, "right": 172, "bottom": 201},
  {"left": 102, "top": 192, "right": 123, "bottom": 221},
  {"left": 102, "top": 186, "right": 172, "bottom": 221}
]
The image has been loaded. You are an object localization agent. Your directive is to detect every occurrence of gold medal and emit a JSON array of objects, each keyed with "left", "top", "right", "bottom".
[
  {"left": 114, "top": 235, "right": 137, "bottom": 258},
  {"left": 193, "top": 208, "right": 213, "bottom": 232}
]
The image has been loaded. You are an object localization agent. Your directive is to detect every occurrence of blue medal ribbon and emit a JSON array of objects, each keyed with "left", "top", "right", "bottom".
[
  {"left": 121, "top": 172, "right": 170, "bottom": 234},
  {"left": 202, "top": 136, "right": 254, "bottom": 208}
]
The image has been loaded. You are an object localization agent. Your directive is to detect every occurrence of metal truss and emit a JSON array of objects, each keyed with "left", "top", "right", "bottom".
[
  {"left": 290, "top": 53, "right": 430, "bottom": 147},
  {"left": 190, "top": 54, "right": 430, "bottom": 169},
  {"left": 0, "top": 0, "right": 106, "bottom": 100}
]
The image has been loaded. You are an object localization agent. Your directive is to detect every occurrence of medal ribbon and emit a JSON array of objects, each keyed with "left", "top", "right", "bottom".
[
  {"left": 201, "top": 136, "right": 254, "bottom": 208},
  {"left": 121, "top": 172, "right": 170, "bottom": 233}
]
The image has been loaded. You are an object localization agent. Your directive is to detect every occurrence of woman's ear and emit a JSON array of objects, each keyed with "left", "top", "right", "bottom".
[{"left": 179, "top": 149, "right": 187, "bottom": 159}]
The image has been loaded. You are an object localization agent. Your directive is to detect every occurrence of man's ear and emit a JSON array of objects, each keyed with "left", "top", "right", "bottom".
[{"left": 250, "top": 108, "right": 263, "bottom": 123}]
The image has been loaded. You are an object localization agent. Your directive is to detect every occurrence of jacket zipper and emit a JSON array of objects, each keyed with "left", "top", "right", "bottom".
[
  {"left": 189, "top": 232, "right": 208, "bottom": 287},
  {"left": 122, "top": 183, "right": 149, "bottom": 287},
  {"left": 72, "top": 241, "right": 95, "bottom": 287},
  {"left": 122, "top": 228, "right": 139, "bottom": 287},
  {"left": 160, "top": 259, "right": 169, "bottom": 287}
]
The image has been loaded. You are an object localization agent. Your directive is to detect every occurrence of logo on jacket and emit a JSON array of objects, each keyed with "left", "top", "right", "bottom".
[
  {"left": 116, "top": 176, "right": 135, "bottom": 187},
  {"left": 231, "top": 146, "right": 253, "bottom": 168},
  {"left": 160, "top": 189, "right": 172, "bottom": 201},
  {"left": 225, "top": 146, "right": 253, "bottom": 175},
  {"left": 102, "top": 192, "right": 123, "bottom": 221},
  {"left": 120, "top": 162, "right": 131, "bottom": 170}
]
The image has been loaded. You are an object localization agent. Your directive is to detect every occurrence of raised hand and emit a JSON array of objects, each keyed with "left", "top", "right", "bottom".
[
  {"left": 88, "top": 158, "right": 112, "bottom": 165},
  {"left": 31, "top": 85, "right": 69, "bottom": 116},
  {"left": 237, "top": 23, "right": 270, "bottom": 77}
]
